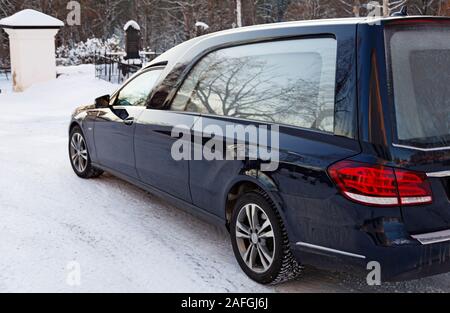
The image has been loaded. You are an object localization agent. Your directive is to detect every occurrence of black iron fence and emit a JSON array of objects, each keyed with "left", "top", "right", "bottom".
[
  {"left": 94, "top": 51, "right": 160, "bottom": 84},
  {"left": 0, "top": 63, "right": 11, "bottom": 80},
  {"left": 0, "top": 65, "right": 10, "bottom": 94}
]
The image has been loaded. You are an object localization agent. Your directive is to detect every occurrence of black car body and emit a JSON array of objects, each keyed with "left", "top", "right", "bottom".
[{"left": 70, "top": 16, "right": 450, "bottom": 283}]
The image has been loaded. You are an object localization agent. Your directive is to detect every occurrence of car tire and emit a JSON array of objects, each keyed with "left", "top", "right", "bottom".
[
  {"left": 230, "top": 190, "right": 303, "bottom": 285},
  {"left": 69, "top": 126, "right": 103, "bottom": 179}
]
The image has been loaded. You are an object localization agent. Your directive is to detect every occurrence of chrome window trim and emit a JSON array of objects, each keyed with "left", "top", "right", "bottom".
[{"left": 393, "top": 143, "right": 450, "bottom": 152}]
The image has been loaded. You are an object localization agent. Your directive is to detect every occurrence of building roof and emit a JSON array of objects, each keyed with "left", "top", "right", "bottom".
[{"left": 0, "top": 9, "right": 64, "bottom": 29}]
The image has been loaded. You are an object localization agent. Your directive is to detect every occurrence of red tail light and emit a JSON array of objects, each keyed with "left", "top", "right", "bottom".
[
  {"left": 395, "top": 169, "right": 433, "bottom": 205},
  {"left": 328, "top": 161, "right": 433, "bottom": 207}
]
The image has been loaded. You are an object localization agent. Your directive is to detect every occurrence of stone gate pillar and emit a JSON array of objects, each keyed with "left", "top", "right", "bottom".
[{"left": 0, "top": 9, "right": 64, "bottom": 92}]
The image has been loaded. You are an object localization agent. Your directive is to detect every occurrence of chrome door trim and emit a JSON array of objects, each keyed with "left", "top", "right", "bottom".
[{"left": 296, "top": 242, "right": 366, "bottom": 259}]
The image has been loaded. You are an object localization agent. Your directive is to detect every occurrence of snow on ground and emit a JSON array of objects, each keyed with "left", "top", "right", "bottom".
[{"left": 1, "top": 65, "right": 450, "bottom": 293}]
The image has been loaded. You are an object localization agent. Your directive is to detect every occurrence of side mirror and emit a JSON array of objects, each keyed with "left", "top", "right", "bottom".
[{"left": 95, "top": 95, "right": 111, "bottom": 108}]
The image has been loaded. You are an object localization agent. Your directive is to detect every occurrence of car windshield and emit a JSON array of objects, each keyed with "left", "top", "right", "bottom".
[{"left": 386, "top": 22, "right": 450, "bottom": 149}]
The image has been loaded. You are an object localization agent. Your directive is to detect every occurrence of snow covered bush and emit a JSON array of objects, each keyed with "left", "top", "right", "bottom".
[{"left": 57, "top": 36, "right": 124, "bottom": 66}]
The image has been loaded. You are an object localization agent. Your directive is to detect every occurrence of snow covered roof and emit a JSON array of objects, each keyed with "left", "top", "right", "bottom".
[
  {"left": 0, "top": 9, "right": 64, "bottom": 29},
  {"left": 124, "top": 20, "right": 140, "bottom": 31}
]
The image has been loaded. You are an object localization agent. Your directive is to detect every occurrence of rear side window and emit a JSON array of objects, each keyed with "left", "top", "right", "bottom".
[
  {"left": 171, "top": 38, "right": 338, "bottom": 133},
  {"left": 386, "top": 23, "right": 450, "bottom": 148}
]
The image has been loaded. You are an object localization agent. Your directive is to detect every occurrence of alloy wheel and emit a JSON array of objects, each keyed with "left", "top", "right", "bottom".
[
  {"left": 70, "top": 133, "right": 88, "bottom": 173},
  {"left": 235, "top": 203, "right": 276, "bottom": 273}
]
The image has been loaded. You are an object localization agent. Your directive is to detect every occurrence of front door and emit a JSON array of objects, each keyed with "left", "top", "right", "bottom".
[{"left": 94, "top": 68, "right": 164, "bottom": 178}]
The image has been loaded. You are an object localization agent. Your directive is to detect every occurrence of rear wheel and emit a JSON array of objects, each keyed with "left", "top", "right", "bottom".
[
  {"left": 230, "top": 191, "right": 303, "bottom": 285},
  {"left": 69, "top": 126, "right": 103, "bottom": 179}
]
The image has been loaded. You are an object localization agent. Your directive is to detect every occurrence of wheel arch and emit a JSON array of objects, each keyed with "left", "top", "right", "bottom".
[
  {"left": 68, "top": 120, "right": 98, "bottom": 164},
  {"left": 223, "top": 170, "right": 288, "bottom": 230},
  {"left": 69, "top": 121, "right": 82, "bottom": 134}
]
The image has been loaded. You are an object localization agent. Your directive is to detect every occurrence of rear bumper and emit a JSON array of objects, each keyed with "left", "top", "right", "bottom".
[
  {"left": 366, "top": 240, "right": 450, "bottom": 281},
  {"left": 280, "top": 181, "right": 450, "bottom": 282},
  {"left": 292, "top": 229, "right": 450, "bottom": 282}
]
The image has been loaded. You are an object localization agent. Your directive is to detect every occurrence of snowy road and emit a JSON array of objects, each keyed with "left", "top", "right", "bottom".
[{"left": 1, "top": 66, "right": 450, "bottom": 293}]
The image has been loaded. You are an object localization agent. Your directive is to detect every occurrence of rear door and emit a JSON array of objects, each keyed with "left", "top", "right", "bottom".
[
  {"left": 134, "top": 110, "right": 197, "bottom": 203},
  {"left": 385, "top": 20, "right": 450, "bottom": 233}
]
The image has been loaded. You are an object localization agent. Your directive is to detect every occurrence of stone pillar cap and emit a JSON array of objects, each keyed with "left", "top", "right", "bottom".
[{"left": 0, "top": 9, "right": 64, "bottom": 29}]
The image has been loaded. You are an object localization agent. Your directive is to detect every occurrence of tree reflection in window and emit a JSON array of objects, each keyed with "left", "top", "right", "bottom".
[
  {"left": 116, "top": 69, "right": 163, "bottom": 107},
  {"left": 172, "top": 38, "right": 337, "bottom": 133}
]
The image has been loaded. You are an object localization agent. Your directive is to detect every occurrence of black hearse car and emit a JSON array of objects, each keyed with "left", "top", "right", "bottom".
[{"left": 69, "top": 16, "right": 450, "bottom": 284}]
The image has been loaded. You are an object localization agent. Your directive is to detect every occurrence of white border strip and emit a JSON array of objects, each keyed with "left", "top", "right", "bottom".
[
  {"left": 296, "top": 242, "right": 366, "bottom": 259},
  {"left": 427, "top": 171, "right": 450, "bottom": 178},
  {"left": 345, "top": 192, "right": 398, "bottom": 206},
  {"left": 393, "top": 143, "right": 450, "bottom": 152},
  {"left": 412, "top": 229, "right": 450, "bottom": 245}
]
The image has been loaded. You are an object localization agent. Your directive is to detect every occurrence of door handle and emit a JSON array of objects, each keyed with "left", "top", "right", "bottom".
[
  {"left": 154, "top": 130, "right": 186, "bottom": 140},
  {"left": 123, "top": 118, "right": 135, "bottom": 126}
]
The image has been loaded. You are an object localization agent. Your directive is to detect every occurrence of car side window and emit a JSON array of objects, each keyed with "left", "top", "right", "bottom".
[
  {"left": 115, "top": 69, "right": 163, "bottom": 107},
  {"left": 171, "top": 38, "right": 337, "bottom": 133}
]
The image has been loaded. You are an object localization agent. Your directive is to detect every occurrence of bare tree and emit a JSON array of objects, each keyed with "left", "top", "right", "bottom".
[
  {"left": 1, "top": 0, "right": 448, "bottom": 63},
  {"left": 337, "top": 0, "right": 363, "bottom": 17},
  {"left": 439, "top": 0, "right": 450, "bottom": 15},
  {"left": 236, "top": 0, "right": 243, "bottom": 27},
  {"left": 412, "top": 0, "right": 437, "bottom": 14},
  {"left": 383, "top": 0, "right": 408, "bottom": 16}
]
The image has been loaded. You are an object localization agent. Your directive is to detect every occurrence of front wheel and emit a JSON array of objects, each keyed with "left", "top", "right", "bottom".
[
  {"left": 69, "top": 126, "right": 103, "bottom": 179},
  {"left": 230, "top": 191, "right": 303, "bottom": 285}
]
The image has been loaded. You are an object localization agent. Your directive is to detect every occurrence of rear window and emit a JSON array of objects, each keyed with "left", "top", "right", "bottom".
[
  {"left": 386, "top": 23, "right": 450, "bottom": 149},
  {"left": 171, "top": 38, "right": 338, "bottom": 133}
]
